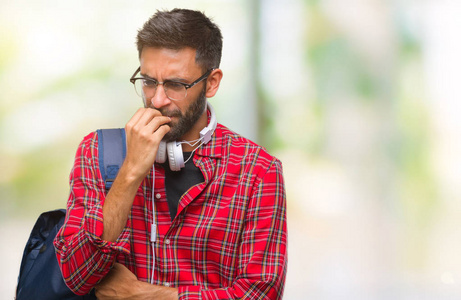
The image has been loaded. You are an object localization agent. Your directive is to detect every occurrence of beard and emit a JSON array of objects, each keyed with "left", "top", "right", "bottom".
[{"left": 156, "top": 86, "right": 207, "bottom": 142}]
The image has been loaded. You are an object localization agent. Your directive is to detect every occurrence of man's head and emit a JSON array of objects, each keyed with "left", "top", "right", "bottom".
[
  {"left": 133, "top": 9, "right": 224, "bottom": 144},
  {"left": 136, "top": 9, "right": 223, "bottom": 71}
]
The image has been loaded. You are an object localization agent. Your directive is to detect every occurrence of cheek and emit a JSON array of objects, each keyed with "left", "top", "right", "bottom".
[{"left": 171, "top": 101, "right": 188, "bottom": 115}]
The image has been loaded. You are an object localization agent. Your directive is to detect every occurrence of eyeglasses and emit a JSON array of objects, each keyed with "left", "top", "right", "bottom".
[{"left": 129, "top": 67, "right": 213, "bottom": 101}]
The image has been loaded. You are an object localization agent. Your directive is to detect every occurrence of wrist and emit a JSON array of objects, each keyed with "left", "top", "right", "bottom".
[{"left": 116, "top": 161, "right": 148, "bottom": 189}]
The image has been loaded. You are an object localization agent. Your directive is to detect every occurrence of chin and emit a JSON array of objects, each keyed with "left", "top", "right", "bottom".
[
  {"left": 162, "top": 134, "right": 176, "bottom": 143},
  {"left": 162, "top": 127, "right": 184, "bottom": 142}
]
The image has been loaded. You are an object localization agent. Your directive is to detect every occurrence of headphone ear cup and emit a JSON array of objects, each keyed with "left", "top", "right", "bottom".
[
  {"left": 167, "top": 141, "right": 185, "bottom": 171},
  {"left": 156, "top": 141, "right": 167, "bottom": 163}
]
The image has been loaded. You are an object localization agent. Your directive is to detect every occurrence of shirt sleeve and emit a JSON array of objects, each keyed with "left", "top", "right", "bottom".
[
  {"left": 178, "top": 157, "right": 288, "bottom": 300},
  {"left": 53, "top": 132, "right": 131, "bottom": 295}
]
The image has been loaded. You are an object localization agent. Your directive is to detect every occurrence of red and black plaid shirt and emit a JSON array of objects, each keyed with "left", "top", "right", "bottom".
[{"left": 54, "top": 123, "right": 287, "bottom": 299}]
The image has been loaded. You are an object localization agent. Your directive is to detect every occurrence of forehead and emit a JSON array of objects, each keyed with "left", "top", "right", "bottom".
[{"left": 139, "top": 47, "right": 200, "bottom": 78}]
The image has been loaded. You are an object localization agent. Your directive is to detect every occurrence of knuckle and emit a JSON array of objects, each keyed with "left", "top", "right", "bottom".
[
  {"left": 130, "top": 125, "right": 141, "bottom": 135},
  {"left": 125, "top": 123, "right": 133, "bottom": 132}
]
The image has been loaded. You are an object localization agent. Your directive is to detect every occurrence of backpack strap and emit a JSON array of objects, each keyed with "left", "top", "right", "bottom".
[{"left": 96, "top": 128, "right": 126, "bottom": 191}]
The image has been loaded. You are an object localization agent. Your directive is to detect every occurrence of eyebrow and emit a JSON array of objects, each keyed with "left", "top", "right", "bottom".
[{"left": 140, "top": 72, "right": 188, "bottom": 83}]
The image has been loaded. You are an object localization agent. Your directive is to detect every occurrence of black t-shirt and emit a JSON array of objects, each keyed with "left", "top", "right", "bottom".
[{"left": 162, "top": 152, "right": 204, "bottom": 221}]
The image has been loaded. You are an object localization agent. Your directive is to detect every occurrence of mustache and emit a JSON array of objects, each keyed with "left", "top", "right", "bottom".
[
  {"left": 158, "top": 108, "right": 182, "bottom": 118},
  {"left": 143, "top": 100, "right": 182, "bottom": 118},
  {"left": 144, "top": 102, "right": 181, "bottom": 118}
]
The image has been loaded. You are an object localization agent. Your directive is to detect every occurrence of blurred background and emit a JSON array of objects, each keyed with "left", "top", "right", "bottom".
[{"left": 1, "top": 0, "right": 460, "bottom": 299}]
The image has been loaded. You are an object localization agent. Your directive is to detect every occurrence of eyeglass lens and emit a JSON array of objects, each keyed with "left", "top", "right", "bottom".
[{"left": 133, "top": 79, "right": 187, "bottom": 101}]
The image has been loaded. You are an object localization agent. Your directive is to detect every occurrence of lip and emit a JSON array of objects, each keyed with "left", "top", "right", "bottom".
[{"left": 166, "top": 116, "right": 178, "bottom": 125}]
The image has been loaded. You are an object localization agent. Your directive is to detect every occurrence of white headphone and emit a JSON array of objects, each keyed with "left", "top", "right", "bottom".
[
  {"left": 154, "top": 101, "right": 217, "bottom": 171},
  {"left": 148, "top": 101, "right": 217, "bottom": 284}
]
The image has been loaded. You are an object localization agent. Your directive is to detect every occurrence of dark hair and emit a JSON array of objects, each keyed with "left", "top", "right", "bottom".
[{"left": 136, "top": 9, "right": 223, "bottom": 70}]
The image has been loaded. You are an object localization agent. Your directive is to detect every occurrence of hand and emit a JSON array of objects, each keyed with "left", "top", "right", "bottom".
[
  {"left": 95, "top": 263, "right": 139, "bottom": 299},
  {"left": 100, "top": 109, "right": 170, "bottom": 243},
  {"left": 95, "top": 263, "right": 179, "bottom": 300},
  {"left": 124, "top": 108, "right": 171, "bottom": 181}
]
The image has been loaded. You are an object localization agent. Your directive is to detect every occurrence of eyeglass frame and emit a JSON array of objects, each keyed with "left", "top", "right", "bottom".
[{"left": 129, "top": 67, "right": 214, "bottom": 101}]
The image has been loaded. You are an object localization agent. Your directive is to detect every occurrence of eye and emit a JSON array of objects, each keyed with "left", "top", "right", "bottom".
[
  {"left": 165, "top": 81, "right": 185, "bottom": 92},
  {"left": 142, "top": 79, "right": 157, "bottom": 87}
]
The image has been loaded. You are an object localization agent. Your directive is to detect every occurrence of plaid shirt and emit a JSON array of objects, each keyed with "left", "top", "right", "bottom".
[{"left": 54, "top": 123, "right": 287, "bottom": 299}]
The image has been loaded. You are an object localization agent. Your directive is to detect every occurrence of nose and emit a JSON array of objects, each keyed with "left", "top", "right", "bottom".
[{"left": 149, "top": 84, "right": 171, "bottom": 109}]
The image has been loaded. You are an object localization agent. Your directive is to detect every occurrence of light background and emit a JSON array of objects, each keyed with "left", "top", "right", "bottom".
[{"left": 1, "top": 0, "right": 461, "bottom": 299}]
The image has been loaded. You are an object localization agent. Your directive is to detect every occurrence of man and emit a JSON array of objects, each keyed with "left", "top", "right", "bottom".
[{"left": 54, "top": 8, "right": 287, "bottom": 299}]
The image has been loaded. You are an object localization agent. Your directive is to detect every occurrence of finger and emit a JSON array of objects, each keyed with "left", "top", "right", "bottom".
[
  {"left": 144, "top": 116, "right": 171, "bottom": 134},
  {"left": 153, "top": 123, "right": 171, "bottom": 139},
  {"left": 126, "top": 108, "right": 162, "bottom": 133},
  {"left": 126, "top": 116, "right": 170, "bottom": 145},
  {"left": 135, "top": 108, "right": 163, "bottom": 127},
  {"left": 126, "top": 108, "right": 150, "bottom": 128},
  {"left": 132, "top": 122, "right": 170, "bottom": 148}
]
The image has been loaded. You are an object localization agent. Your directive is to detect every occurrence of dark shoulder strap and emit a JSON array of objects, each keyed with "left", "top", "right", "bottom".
[{"left": 96, "top": 128, "right": 126, "bottom": 191}]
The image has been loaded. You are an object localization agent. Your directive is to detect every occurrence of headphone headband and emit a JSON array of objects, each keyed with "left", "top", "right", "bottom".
[{"left": 200, "top": 102, "right": 217, "bottom": 144}]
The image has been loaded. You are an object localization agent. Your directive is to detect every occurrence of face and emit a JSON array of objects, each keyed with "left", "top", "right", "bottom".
[
  {"left": 155, "top": 85, "right": 206, "bottom": 142},
  {"left": 139, "top": 47, "right": 209, "bottom": 142}
]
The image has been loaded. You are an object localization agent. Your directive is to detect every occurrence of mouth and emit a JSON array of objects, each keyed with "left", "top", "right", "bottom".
[
  {"left": 166, "top": 116, "right": 177, "bottom": 124},
  {"left": 161, "top": 110, "right": 182, "bottom": 119}
]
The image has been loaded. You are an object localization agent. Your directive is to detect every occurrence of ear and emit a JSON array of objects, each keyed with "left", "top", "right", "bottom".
[{"left": 205, "top": 69, "right": 223, "bottom": 98}]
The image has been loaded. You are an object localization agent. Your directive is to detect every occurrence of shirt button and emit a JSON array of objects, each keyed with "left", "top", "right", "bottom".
[
  {"left": 165, "top": 239, "right": 170, "bottom": 245},
  {"left": 164, "top": 282, "right": 170, "bottom": 287},
  {"left": 155, "top": 193, "right": 161, "bottom": 199}
]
